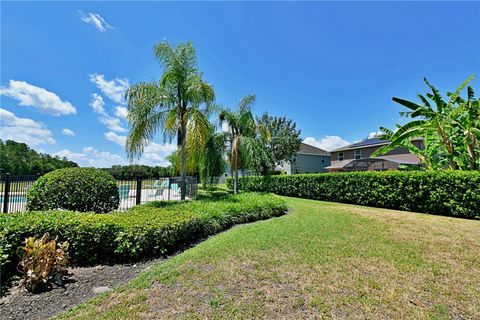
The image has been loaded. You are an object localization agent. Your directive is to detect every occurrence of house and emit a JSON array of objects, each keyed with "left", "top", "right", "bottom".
[
  {"left": 326, "top": 137, "right": 423, "bottom": 172},
  {"left": 276, "top": 142, "right": 331, "bottom": 174}
]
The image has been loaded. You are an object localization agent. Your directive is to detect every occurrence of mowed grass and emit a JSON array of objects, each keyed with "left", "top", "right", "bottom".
[{"left": 57, "top": 197, "right": 480, "bottom": 320}]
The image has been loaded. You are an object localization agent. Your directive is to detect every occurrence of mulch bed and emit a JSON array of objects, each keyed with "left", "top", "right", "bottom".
[{"left": 0, "top": 260, "right": 160, "bottom": 320}]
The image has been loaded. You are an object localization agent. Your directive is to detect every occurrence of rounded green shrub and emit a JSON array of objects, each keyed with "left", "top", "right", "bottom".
[{"left": 27, "top": 168, "right": 119, "bottom": 213}]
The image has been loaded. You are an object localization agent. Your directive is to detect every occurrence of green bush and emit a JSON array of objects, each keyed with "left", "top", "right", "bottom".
[
  {"left": 0, "top": 192, "right": 286, "bottom": 292},
  {"left": 227, "top": 171, "right": 480, "bottom": 219},
  {"left": 26, "top": 168, "right": 119, "bottom": 213}
]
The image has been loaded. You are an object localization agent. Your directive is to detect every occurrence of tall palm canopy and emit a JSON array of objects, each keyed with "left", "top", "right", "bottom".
[
  {"left": 125, "top": 41, "right": 214, "bottom": 200},
  {"left": 219, "top": 95, "right": 271, "bottom": 194}
]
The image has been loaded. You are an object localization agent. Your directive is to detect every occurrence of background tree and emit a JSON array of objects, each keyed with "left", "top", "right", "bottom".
[
  {"left": 372, "top": 74, "right": 479, "bottom": 170},
  {"left": 258, "top": 112, "right": 302, "bottom": 168},
  {"left": 198, "top": 128, "right": 227, "bottom": 189},
  {"left": 0, "top": 140, "right": 78, "bottom": 175},
  {"left": 166, "top": 150, "right": 197, "bottom": 176},
  {"left": 167, "top": 126, "right": 226, "bottom": 188},
  {"left": 219, "top": 95, "right": 272, "bottom": 194},
  {"left": 102, "top": 165, "right": 170, "bottom": 179},
  {"left": 125, "top": 41, "right": 214, "bottom": 200}
]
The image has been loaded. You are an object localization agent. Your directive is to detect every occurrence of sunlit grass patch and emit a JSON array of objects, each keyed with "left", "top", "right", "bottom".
[{"left": 56, "top": 197, "right": 480, "bottom": 320}]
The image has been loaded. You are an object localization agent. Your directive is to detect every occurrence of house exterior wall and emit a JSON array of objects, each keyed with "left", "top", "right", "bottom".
[
  {"left": 330, "top": 140, "right": 423, "bottom": 161},
  {"left": 291, "top": 154, "right": 331, "bottom": 174}
]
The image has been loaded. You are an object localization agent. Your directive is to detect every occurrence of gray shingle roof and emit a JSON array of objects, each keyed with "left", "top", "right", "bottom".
[{"left": 298, "top": 143, "right": 330, "bottom": 156}]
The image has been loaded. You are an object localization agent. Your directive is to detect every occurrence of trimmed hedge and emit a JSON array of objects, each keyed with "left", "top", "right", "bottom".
[
  {"left": 227, "top": 171, "right": 480, "bottom": 219},
  {"left": 0, "top": 192, "right": 286, "bottom": 290},
  {"left": 27, "top": 168, "right": 119, "bottom": 213}
]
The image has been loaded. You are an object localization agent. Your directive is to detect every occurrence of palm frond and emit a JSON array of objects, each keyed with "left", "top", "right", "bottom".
[
  {"left": 237, "top": 95, "right": 256, "bottom": 113},
  {"left": 185, "top": 108, "right": 210, "bottom": 157},
  {"left": 125, "top": 82, "right": 169, "bottom": 160},
  {"left": 154, "top": 42, "right": 175, "bottom": 67}
]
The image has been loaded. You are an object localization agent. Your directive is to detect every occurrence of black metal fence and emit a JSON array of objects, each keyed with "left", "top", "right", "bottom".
[
  {"left": 116, "top": 176, "right": 198, "bottom": 211},
  {"left": 1, "top": 174, "right": 39, "bottom": 213},
  {"left": 0, "top": 174, "right": 198, "bottom": 213}
]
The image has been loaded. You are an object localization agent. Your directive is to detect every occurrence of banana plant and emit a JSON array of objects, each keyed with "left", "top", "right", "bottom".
[
  {"left": 372, "top": 74, "right": 478, "bottom": 170},
  {"left": 448, "top": 85, "right": 480, "bottom": 170}
]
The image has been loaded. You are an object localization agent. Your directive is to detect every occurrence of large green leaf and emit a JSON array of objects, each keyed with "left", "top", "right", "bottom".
[
  {"left": 392, "top": 97, "right": 424, "bottom": 111},
  {"left": 446, "top": 74, "right": 475, "bottom": 109}
]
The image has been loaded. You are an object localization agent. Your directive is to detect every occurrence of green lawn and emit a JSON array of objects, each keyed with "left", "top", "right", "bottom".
[{"left": 58, "top": 197, "right": 480, "bottom": 319}]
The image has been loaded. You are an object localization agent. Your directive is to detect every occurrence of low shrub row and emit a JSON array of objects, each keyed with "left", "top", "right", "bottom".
[
  {"left": 227, "top": 171, "right": 480, "bottom": 219},
  {"left": 0, "top": 192, "right": 287, "bottom": 289}
]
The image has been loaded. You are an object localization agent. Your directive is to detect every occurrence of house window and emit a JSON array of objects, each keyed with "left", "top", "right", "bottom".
[
  {"left": 321, "top": 157, "right": 325, "bottom": 163},
  {"left": 355, "top": 149, "right": 361, "bottom": 160},
  {"left": 338, "top": 152, "right": 344, "bottom": 161}
]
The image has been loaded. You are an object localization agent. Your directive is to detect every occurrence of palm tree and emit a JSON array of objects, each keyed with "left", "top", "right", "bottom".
[
  {"left": 198, "top": 126, "right": 227, "bottom": 189},
  {"left": 219, "top": 95, "right": 271, "bottom": 194},
  {"left": 125, "top": 41, "right": 214, "bottom": 200}
]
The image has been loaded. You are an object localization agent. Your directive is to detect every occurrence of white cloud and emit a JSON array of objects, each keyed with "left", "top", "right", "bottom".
[
  {"left": 80, "top": 11, "right": 113, "bottom": 32},
  {"left": 100, "top": 117, "right": 126, "bottom": 133},
  {"left": 368, "top": 131, "right": 383, "bottom": 139},
  {"left": 89, "top": 74, "right": 129, "bottom": 104},
  {"left": 0, "top": 108, "right": 55, "bottom": 145},
  {"left": 0, "top": 80, "right": 76, "bottom": 116},
  {"left": 303, "top": 136, "right": 350, "bottom": 151},
  {"left": 145, "top": 141, "right": 177, "bottom": 155},
  {"left": 114, "top": 106, "right": 128, "bottom": 119},
  {"left": 62, "top": 128, "right": 75, "bottom": 136},
  {"left": 104, "top": 131, "right": 126, "bottom": 146},
  {"left": 104, "top": 131, "right": 176, "bottom": 167},
  {"left": 89, "top": 94, "right": 126, "bottom": 132},
  {"left": 90, "top": 93, "right": 107, "bottom": 116},
  {"left": 137, "top": 141, "right": 177, "bottom": 167},
  {"left": 88, "top": 75, "right": 130, "bottom": 133},
  {"left": 54, "top": 147, "right": 125, "bottom": 168}
]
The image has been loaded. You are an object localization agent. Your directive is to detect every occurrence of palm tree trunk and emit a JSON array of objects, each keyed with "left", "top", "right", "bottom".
[
  {"left": 232, "top": 137, "right": 239, "bottom": 194},
  {"left": 180, "top": 123, "right": 187, "bottom": 201},
  {"left": 234, "top": 160, "right": 239, "bottom": 195}
]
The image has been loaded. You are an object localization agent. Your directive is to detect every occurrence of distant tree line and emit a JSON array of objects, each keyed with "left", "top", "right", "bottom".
[
  {"left": 0, "top": 140, "right": 173, "bottom": 179},
  {"left": 101, "top": 165, "right": 170, "bottom": 179},
  {"left": 0, "top": 140, "right": 78, "bottom": 176}
]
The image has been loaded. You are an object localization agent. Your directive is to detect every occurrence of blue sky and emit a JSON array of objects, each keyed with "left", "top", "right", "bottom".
[{"left": 1, "top": 1, "right": 479, "bottom": 167}]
